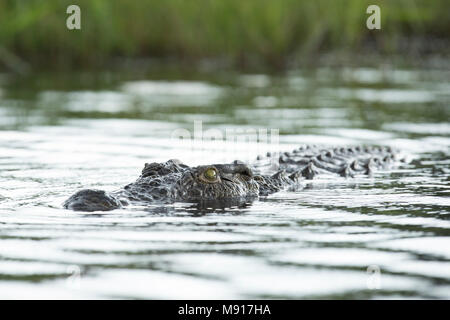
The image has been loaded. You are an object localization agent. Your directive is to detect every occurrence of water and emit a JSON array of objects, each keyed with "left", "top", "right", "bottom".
[{"left": 0, "top": 65, "right": 449, "bottom": 299}]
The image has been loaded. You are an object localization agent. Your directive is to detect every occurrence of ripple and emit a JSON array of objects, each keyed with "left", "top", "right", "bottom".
[
  {"left": 0, "top": 68, "right": 449, "bottom": 299},
  {"left": 370, "top": 237, "right": 450, "bottom": 259}
]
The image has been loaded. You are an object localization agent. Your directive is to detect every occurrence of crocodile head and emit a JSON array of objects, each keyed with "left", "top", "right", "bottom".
[{"left": 174, "top": 162, "right": 260, "bottom": 201}]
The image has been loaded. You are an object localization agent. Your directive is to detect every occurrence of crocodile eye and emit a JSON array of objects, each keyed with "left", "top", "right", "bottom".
[{"left": 203, "top": 168, "right": 218, "bottom": 181}]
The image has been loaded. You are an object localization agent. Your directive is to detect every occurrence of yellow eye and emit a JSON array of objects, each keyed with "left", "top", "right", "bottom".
[{"left": 204, "top": 168, "right": 217, "bottom": 181}]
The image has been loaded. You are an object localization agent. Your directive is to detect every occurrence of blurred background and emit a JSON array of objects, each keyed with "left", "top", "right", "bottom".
[{"left": 0, "top": 0, "right": 449, "bottom": 72}]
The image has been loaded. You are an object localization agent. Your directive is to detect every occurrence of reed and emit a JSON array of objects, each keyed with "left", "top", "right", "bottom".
[{"left": 0, "top": 0, "right": 447, "bottom": 70}]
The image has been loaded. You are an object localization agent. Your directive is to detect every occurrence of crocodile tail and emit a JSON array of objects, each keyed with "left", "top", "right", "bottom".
[{"left": 257, "top": 145, "right": 400, "bottom": 180}]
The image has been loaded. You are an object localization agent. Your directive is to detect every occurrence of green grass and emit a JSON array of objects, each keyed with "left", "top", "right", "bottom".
[{"left": 0, "top": 0, "right": 448, "bottom": 70}]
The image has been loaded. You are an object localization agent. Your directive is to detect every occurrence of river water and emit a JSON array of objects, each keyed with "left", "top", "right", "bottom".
[{"left": 0, "top": 65, "right": 449, "bottom": 299}]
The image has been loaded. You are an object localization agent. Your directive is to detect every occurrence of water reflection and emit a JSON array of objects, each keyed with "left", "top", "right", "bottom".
[{"left": 0, "top": 67, "right": 449, "bottom": 299}]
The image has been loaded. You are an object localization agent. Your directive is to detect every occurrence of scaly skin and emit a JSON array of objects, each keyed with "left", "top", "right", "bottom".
[{"left": 63, "top": 145, "right": 400, "bottom": 211}]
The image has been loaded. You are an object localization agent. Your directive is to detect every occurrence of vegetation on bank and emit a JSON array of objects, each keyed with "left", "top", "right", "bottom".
[{"left": 0, "top": 0, "right": 448, "bottom": 71}]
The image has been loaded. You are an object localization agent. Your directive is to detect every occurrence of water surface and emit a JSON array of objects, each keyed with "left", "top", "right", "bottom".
[{"left": 0, "top": 66, "right": 449, "bottom": 299}]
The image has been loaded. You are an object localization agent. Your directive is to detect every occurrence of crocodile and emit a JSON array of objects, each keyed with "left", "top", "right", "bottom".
[{"left": 63, "top": 145, "right": 400, "bottom": 211}]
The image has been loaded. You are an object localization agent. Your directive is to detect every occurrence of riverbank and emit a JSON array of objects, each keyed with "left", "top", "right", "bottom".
[{"left": 1, "top": 0, "right": 449, "bottom": 73}]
